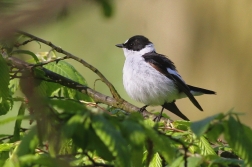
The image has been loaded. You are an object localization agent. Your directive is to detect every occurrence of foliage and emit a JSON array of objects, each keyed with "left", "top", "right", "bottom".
[{"left": 1, "top": 35, "right": 252, "bottom": 167}]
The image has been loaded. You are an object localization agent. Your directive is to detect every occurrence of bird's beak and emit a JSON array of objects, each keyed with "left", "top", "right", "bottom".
[{"left": 115, "top": 44, "right": 124, "bottom": 48}]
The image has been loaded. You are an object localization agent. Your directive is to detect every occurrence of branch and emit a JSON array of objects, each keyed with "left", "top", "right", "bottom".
[{"left": 17, "top": 31, "right": 122, "bottom": 102}]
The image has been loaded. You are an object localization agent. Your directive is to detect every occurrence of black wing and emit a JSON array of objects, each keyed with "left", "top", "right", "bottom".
[
  {"left": 143, "top": 52, "right": 176, "bottom": 70},
  {"left": 162, "top": 102, "right": 190, "bottom": 121},
  {"left": 142, "top": 52, "right": 203, "bottom": 111}
]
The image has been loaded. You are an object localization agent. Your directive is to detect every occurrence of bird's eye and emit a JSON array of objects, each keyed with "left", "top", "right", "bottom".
[{"left": 129, "top": 43, "right": 133, "bottom": 47}]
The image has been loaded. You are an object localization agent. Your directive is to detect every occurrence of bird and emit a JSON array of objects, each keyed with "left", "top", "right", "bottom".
[{"left": 115, "top": 35, "right": 215, "bottom": 121}]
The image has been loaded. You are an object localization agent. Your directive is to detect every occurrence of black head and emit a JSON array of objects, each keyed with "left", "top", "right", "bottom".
[{"left": 116, "top": 35, "right": 152, "bottom": 51}]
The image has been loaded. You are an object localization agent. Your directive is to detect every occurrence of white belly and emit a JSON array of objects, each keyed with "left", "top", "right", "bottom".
[{"left": 123, "top": 56, "right": 179, "bottom": 105}]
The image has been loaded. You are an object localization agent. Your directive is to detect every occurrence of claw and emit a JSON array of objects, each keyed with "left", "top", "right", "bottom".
[
  {"left": 153, "top": 107, "right": 164, "bottom": 122},
  {"left": 139, "top": 105, "right": 148, "bottom": 114}
]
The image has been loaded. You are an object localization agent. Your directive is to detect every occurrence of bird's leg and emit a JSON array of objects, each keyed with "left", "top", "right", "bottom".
[
  {"left": 139, "top": 105, "right": 148, "bottom": 114},
  {"left": 153, "top": 107, "right": 164, "bottom": 122}
]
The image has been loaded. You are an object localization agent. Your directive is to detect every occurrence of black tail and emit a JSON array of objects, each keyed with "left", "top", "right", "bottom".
[
  {"left": 187, "top": 85, "right": 216, "bottom": 95},
  {"left": 162, "top": 102, "right": 190, "bottom": 121}
]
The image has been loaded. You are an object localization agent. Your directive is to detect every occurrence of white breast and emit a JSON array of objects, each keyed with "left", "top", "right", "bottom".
[{"left": 123, "top": 54, "right": 179, "bottom": 105}]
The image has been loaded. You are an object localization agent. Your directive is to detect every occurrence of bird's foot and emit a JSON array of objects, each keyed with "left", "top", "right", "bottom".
[
  {"left": 153, "top": 114, "right": 162, "bottom": 122},
  {"left": 139, "top": 105, "right": 148, "bottom": 114},
  {"left": 153, "top": 107, "right": 164, "bottom": 122}
]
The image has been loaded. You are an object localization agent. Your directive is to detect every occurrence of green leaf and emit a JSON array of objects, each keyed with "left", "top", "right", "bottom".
[
  {"left": 12, "top": 103, "right": 26, "bottom": 142},
  {"left": 121, "top": 113, "right": 145, "bottom": 146},
  {"left": 0, "top": 143, "right": 14, "bottom": 152},
  {"left": 63, "top": 113, "right": 90, "bottom": 137},
  {"left": 64, "top": 111, "right": 109, "bottom": 159},
  {"left": 208, "top": 156, "right": 244, "bottom": 167},
  {"left": 2, "top": 159, "right": 14, "bottom": 167},
  {"left": 149, "top": 152, "right": 162, "bottom": 167},
  {"left": 0, "top": 152, "right": 9, "bottom": 167},
  {"left": 35, "top": 80, "right": 60, "bottom": 97},
  {"left": 191, "top": 114, "right": 218, "bottom": 138},
  {"left": 48, "top": 99, "right": 87, "bottom": 115},
  {"left": 18, "top": 154, "right": 69, "bottom": 167},
  {"left": 120, "top": 113, "right": 145, "bottom": 167},
  {"left": 0, "top": 115, "right": 28, "bottom": 126},
  {"left": 91, "top": 114, "right": 130, "bottom": 167},
  {"left": 11, "top": 50, "right": 39, "bottom": 63},
  {"left": 0, "top": 54, "right": 10, "bottom": 115},
  {"left": 9, "top": 78, "right": 19, "bottom": 96},
  {"left": 33, "top": 67, "right": 47, "bottom": 79},
  {"left": 44, "top": 61, "right": 87, "bottom": 85},
  {"left": 224, "top": 115, "right": 252, "bottom": 167},
  {"left": 170, "top": 156, "right": 184, "bottom": 167},
  {"left": 173, "top": 120, "right": 191, "bottom": 131},
  {"left": 39, "top": 61, "right": 92, "bottom": 101},
  {"left": 0, "top": 101, "right": 11, "bottom": 116},
  {"left": 187, "top": 157, "right": 202, "bottom": 167},
  {"left": 198, "top": 136, "right": 216, "bottom": 155},
  {"left": 143, "top": 119, "right": 156, "bottom": 128},
  {"left": 87, "top": 128, "right": 114, "bottom": 161},
  {"left": 96, "top": 0, "right": 113, "bottom": 17},
  {"left": 206, "top": 122, "right": 224, "bottom": 142},
  {"left": 15, "top": 126, "right": 38, "bottom": 156},
  {"left": 141, "top": 121, "right": 176, "bottom": 164},
  {"left": 170, "top": 156, "right": 203, "bottom": 167},
  {"left": 63, "top": 113, "right": 92, "bottom": 153}
]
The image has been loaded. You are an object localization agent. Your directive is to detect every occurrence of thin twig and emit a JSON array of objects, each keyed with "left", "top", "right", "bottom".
[
  {"left": 30, "top": 56, "right": 68, "bottom": 68},
  {"left": 93, "top": 79, "right": 103, "bottom": 91},
  {"left": 159, "top": 127, "right": 186, "bottom": 133},
  {"left": 82, "top": 152, "right": 114, "bottom": 167},
  {"left": 84, "top": 152, "right": 97, "bottom": 165},
  {"left": 0, "top": 135, "right": 14, "bottom": 142},
  {"left": 79, "top": 100, "right": 111, "bottom": 115},
  {"left": 35, "top": 147, "right": 49, "bottom": 154},
  {"left": 9, "top": 68, "right": 23, "bottom": 79},
  {"left": 14, "top": 38, "right": 35, "bottom": 47},
  {"left": 50, "top": 96, "right": 110, "bottom": 114},
  {"left": 0, "top": 128, "right": 29, "bottom": 142}
]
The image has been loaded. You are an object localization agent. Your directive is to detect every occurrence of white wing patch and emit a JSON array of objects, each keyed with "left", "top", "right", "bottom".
[{"left": 167, "top": 68, "right": 185, "bottom": 83}]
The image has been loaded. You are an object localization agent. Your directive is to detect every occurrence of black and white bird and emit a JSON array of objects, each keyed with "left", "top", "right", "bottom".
[{"left": 116, "top": 35, "right": 215, "bottom": 121}]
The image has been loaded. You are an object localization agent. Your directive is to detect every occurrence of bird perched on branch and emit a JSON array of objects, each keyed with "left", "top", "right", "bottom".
[{"left": 116, "top": 35, "right": 215, "bottom": 121}]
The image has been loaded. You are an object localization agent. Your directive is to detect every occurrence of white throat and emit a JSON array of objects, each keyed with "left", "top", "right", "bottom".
[{"left": 122, "top": 43, "right": 155, "bottom": 58}]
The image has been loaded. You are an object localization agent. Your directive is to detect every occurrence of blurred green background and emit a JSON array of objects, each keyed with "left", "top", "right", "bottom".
[{"left": 1, "top": 0, "right": 252, "bottom": 134}]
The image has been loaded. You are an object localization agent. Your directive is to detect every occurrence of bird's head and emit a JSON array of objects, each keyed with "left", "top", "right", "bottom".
[{"left": 116, "top": 35, "right": 155, "bottom": 57}]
